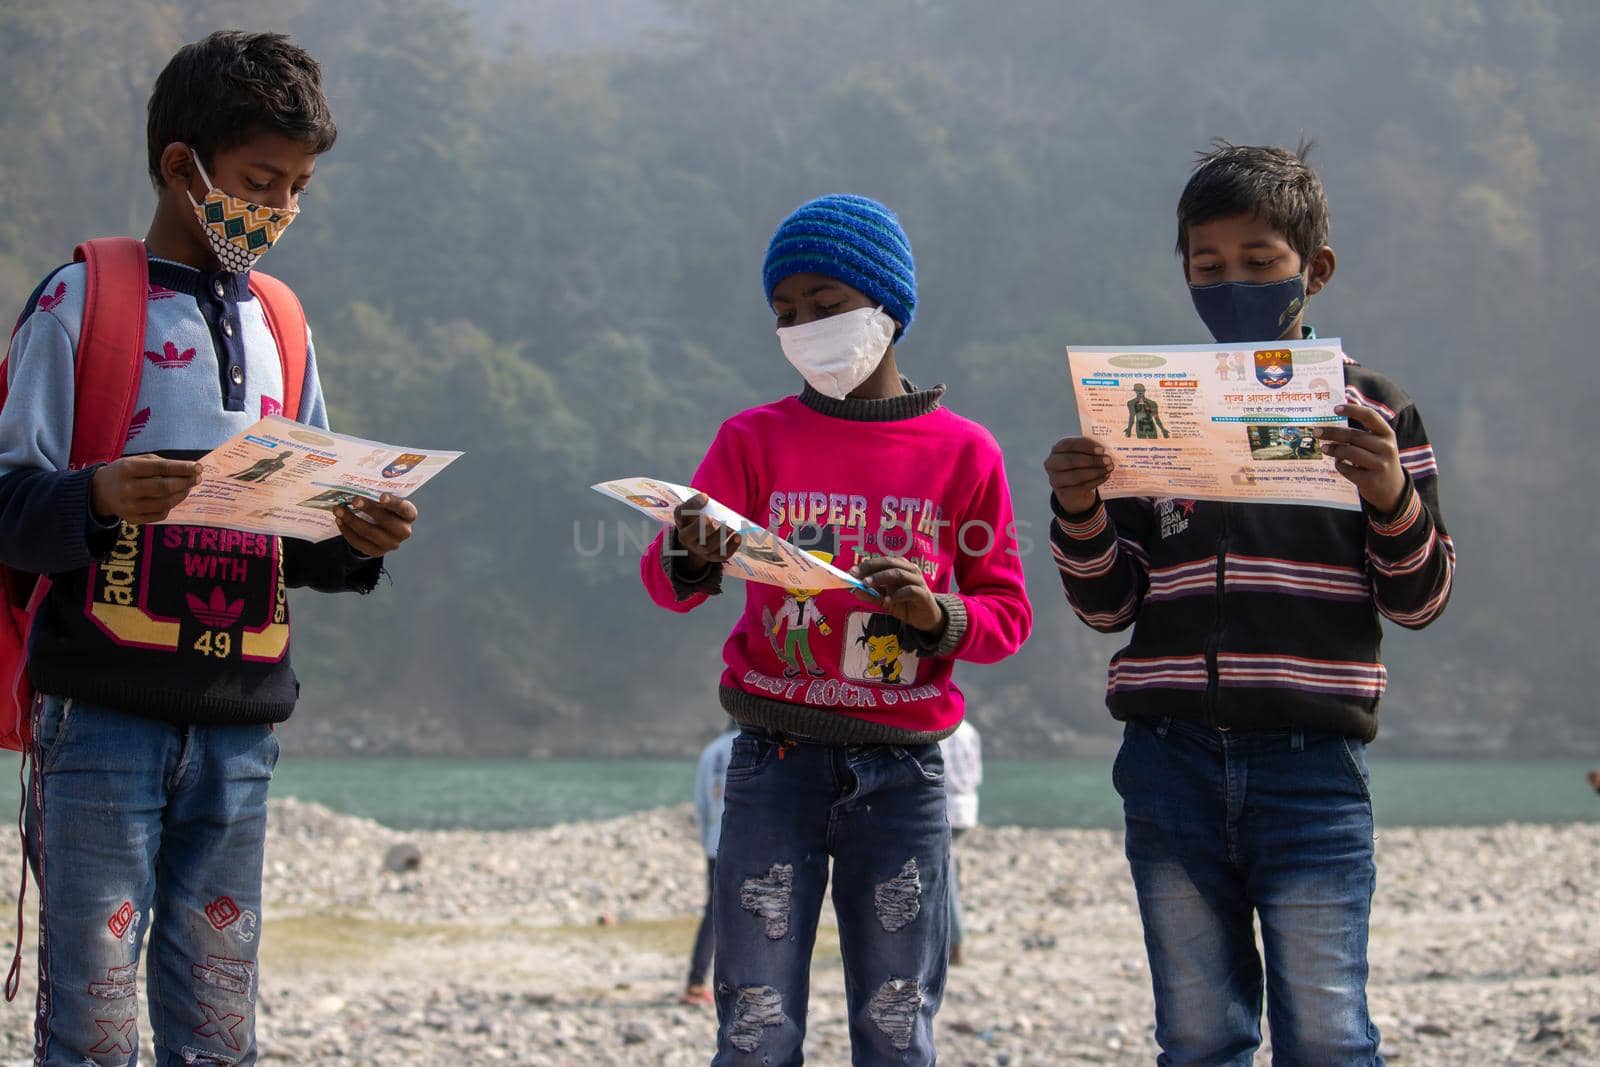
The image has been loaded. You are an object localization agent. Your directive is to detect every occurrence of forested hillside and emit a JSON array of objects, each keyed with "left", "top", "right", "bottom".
[{"left": 2, "top": 0, "right": 1593, "bottom": 756}]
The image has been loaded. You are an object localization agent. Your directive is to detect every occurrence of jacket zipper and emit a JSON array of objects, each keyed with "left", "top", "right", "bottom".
[{"left": 1202, "top": 504, "right": 1230, "bottom": 725}]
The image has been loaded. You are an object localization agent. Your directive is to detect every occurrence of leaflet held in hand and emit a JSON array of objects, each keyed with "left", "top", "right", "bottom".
[
  {"left": 159, "top": 416, "right": 462, "bottom": 540},
  {"left": 592, "top": 477, "right": 875, "bottom": 595},
  {"left": 1067, "top": 339, "right": 1361, "bottom": 509}
]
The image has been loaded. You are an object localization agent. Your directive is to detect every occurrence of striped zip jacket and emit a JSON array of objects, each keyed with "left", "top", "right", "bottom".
[{"left": 1050, "top": 356, "right": 1453, "bottom": 741}]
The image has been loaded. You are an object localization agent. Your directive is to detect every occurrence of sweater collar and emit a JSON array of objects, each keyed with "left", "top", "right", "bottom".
[
  {"left": 798, "top": 375, "right": 945, "bottom": 422},
  {"left": 147, "top": 253, "right": 253, "bottom": 302}
]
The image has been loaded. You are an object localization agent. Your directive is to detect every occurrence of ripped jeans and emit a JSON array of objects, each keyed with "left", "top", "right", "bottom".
[
  {"left": 711, "top": 727, "right": 949, "bottom": 1067},
  {"left": 25, "top": 695, "right": 277, "bottom": 1067}
]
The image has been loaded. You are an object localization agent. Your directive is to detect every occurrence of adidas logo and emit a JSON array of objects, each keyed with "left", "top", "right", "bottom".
[
  {"left": 145, "top": 341, "right": 197, "bottom": 369},
  {"left": 148, "top": 283, "right": 178, "bottom": 301},
  {"left": 186, "top": 587, "right": 246, "bottom": 629},
  {"left": 37, "top": 281, "right": 66, "bottom": 312},
  {"left": 125, "top": 408, "right": 151, "bottom": 444}
]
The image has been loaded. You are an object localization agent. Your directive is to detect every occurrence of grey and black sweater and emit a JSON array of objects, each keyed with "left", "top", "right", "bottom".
[
  {"left": 1050, "top": 354, "right": 1454, "bottom": 742},
  {"left": 0, "top": 251, "right": 379, "bottom": 726}
]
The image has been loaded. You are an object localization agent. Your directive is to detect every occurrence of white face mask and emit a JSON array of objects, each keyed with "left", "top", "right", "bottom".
[{"left": 777, "top": 306, "right": 895, "bottom": 400}]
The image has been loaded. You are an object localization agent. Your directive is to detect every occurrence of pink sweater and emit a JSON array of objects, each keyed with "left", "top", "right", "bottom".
[{"left": 641, "top": 389, "right": 1032, "bottom": 743}]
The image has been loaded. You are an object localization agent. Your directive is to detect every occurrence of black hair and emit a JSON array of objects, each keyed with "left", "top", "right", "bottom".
[
  {"left": 1176, "top": 138, "right": 1329, "bottom": 266},
  {"left": 147, "top": 30, "right": 336, "bottom": 187},
  {"left": 856, "top": 612, "right": 909, "bottom": 646},
  {"left": 790, "top": 524, "right": 840, "bottom": 557}
]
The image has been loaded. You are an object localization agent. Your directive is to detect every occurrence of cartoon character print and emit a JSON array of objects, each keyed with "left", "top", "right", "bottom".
[
  {"left": 769, "top": 524, "right": 837, "bottom": 679},
  {"left": 855, "top": 612, "right": 911, "bottom": 684}
]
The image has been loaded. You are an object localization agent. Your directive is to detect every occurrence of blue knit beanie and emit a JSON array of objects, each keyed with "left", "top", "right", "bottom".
[{"left": 762, "top": 194, "right": 916, "bottom": 337}]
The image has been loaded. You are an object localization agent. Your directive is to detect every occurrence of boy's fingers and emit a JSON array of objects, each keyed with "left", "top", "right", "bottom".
[
  {"left": 1049, "top": 469, "right": 1109, "bottom": 490},
  {"left": 129, "top": 476, "right": 200, "bottom": 502},
  {"left": 1043, "top": 452, "right": 1111, "bottom": 474},
  {"left": 360, "top": 509, "right": 413, "bottom": 540},
  {"left": 1048, "top": 437, "right": 1107, "bottom": 456},
  {"left": 1048, "top": 463, "right": 1110, "bottom": 481},
  {"left": 853, "top": 555, "right": 916, "bottom": 577},
  {"left": 126, "top": 456, "right": 203, "bottom": 478},
  {"left": 352, "top": 499, "right": 416, "bottom": 534},
  {"left": 1320, "top": 436, "right": 1389, "bottom": 461},
  {"left": 336, "top": 512, "right": 386, "bottom": 554},
  {"left": 1335, "top": 404, "right": 1392, "bottom": 436},
  {"left": 1321, "top": 442, "right": 1384, "bottom": 469},
  {"left": 1313, "top": 425, "right": 1391, "bottom": 447},
  {"left": 368, "top": 494, "right": 419, "bottom": 521},
  {"left": 674, "top": 494, "right": 709, "bottom": 523}
]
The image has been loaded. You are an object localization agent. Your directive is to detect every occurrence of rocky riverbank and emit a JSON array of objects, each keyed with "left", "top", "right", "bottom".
[{"left": 2, "top": 800, "right": 1596, "bottom": 1064}]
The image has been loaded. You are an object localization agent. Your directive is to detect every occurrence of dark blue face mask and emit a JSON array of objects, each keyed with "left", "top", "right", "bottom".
[{"left": 1189, "top": 275, "right": 1307, "bottom": 343}]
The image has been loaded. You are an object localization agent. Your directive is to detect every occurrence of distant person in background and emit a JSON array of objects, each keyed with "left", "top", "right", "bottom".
[
  {"left": 1587, "top": 769, "right": 1600, "bottom": 794},
  {"left": 683, "top": 725, "right": 739, "bottom": 1006},
  {"left": 940, "top": 720, "right": 982, "bottom": 966}
]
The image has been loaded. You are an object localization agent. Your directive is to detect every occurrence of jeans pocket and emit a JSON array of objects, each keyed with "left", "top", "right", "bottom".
[
  {"left": 1337, "top": 737, "right": 1373, "bottom": 802},
  {"left": 894, "top": 743, "right": 945, "bottom": 784},
  {"left": 724, "top": 733, "right": 772, "bottom": 783},
  {"left": 1111, "top": 723, "right": 1133, "bottom": 798},
  {"left": 32, "top": 696, "right": 80, "bottom": 774}
]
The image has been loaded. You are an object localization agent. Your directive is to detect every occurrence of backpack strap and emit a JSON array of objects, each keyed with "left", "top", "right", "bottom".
[
  {"left": 4, "top": 239, "right": 146, "bottom": 1001},
  {"left": 248, "top": 271, "right": 308, "bottom": 422},
  {"left": 70, "top": 238, "right": 149, "bottom": 466}
]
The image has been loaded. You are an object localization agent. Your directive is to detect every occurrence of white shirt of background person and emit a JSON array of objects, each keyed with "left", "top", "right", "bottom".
[
  {"left": 695, "top": 730, "right": 740, "bottom": 858},
  {"left": 940, "top": 720, "right": 982, "bottom": 830}
]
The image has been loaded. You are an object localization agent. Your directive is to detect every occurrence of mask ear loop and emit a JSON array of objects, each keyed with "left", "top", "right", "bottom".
[{"left": 185, "top": 148, "right": 215, "bottom": 209}]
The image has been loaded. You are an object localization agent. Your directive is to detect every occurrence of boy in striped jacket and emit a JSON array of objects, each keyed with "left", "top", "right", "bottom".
[{"left": 1044, "top": 141, "right": 1452, "bottom": 1066}]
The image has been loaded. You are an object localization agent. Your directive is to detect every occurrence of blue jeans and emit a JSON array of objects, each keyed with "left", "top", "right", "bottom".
[
  {"left": 1114, "top": 718, "right": 1383, "bottom": 1067},
  {"left": 711, "top": 728, "right": 949, "bottom": 1066},
  {"left": 25, "top": 694, "right": 279, "bottom": 1066}
]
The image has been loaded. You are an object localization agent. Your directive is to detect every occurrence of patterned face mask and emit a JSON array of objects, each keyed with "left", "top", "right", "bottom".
[{"left": 186, "top": 150, "right": 298, "bottom": 273}]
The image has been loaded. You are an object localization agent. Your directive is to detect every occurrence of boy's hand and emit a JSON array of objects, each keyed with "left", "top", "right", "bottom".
[
  {"left": 1044, "top": 436, "right": 1114, "bottom": 515},
  {"left": 90, "top": 456, "right": 202, "bottom": 524},
  {"left": 1314, "top": 404, "right": 1406, "bottom": 514},
  {"left": 851, "top": 556, "right": 941, "bottom": 632},
  {"left": 334, "top": 494, "right": 417, "bottom": 557},
  {"left": 673, "top": 493, "right": 741, "bottom": 568}
]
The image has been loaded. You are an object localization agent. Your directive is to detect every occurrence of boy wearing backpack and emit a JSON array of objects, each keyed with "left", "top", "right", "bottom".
[
  {"left": 0, "top": 32, "right": 417, "bottom": 1064},
  {"left": 1044, "top": 141, "right": 1453, "bottom": 1064}
]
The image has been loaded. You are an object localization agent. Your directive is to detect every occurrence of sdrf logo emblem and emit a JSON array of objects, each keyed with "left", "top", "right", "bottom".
[
  {"left": 1255, "top": 348, "right": 1293, "bottom": 389},
  {"left": 382, "top": 452, "right": 425, "bottom": 479}
]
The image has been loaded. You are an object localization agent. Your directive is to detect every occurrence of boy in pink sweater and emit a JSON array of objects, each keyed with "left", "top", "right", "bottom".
[{"left": 640, "top": 194, "right": 1031, "bottom": 1066}]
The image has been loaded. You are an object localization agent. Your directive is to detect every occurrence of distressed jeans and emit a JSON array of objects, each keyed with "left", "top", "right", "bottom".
[
  {"left": 711, "top": 727, "right": 949, "bottom": 1066},
  {"left": 1114, "top": 717, "right": 1383, "bottom": 1067},
  {"left": 25, "top": 694, "right": 278, "bottom": 1066}
]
